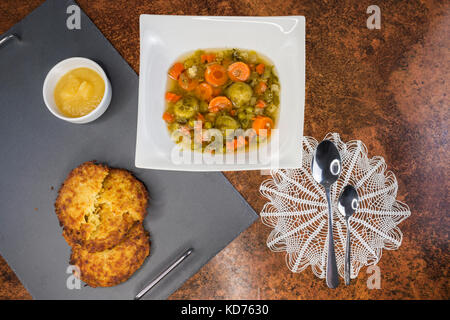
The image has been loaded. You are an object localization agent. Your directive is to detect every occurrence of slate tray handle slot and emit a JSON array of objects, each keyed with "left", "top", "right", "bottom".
[{"left": 0, "top": 34, "right": 20, "bottom": 48}]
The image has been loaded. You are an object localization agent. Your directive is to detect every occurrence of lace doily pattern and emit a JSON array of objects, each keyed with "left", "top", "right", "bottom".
[{"left": 260, "top": 133, "right": 411, "bottom": 279}]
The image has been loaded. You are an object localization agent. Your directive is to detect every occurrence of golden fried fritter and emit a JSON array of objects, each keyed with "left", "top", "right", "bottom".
[
  {"left": 55, "top": 162, "right": 149, "bottom": 252},
  {"left": 70, "top": 223, "right": 150, "bottom": 287}
]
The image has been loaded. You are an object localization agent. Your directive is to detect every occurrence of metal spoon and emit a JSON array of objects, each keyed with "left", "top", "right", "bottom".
[
  {"left": 338, "top": 185, "right": 359, "bottom": 285},
  {"left": 311, "top": 140, "right": 342, "bottom": 288}
]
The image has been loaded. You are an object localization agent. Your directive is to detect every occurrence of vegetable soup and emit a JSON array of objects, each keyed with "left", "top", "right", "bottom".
[{"left": 163, "top": 48, "right": 280, "bottom": 153}]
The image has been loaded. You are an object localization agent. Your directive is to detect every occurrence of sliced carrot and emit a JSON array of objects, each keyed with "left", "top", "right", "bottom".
[
  {"left": 208, "top": 96, "right": 232, "bottom": 113},
  {"left": 178, "top": 71, "right": 199, "bottom": 91},
  {"left": 255, "top": 100, "right": 266, "bottom": 108},
  {"left": 165, "top": 92, "right": 182, "bottom": 103},
  {"left": 230, "top": 109, "right": 237, "bottom": 116},
  {"left": 195, "top": 82, "right": 213, "bottom": 101},
  {"left": 205, "top": 64, "right": 228, "bottom": 87},
  {"left": 252, "top": 115, "right": 274, "bottom": 136},
  {"left": 168, "top": 62, "right": 185, "bottom": 80},
  {"left": 227, "top": 62, "right": 251, "bottom": 82},
  {"left": 256, "top": 63, "right": 265, "bottom": 75},
  {"left": 254, "top": 81, "right": 268, "bottom": 95},
  {"left": 201, "top": 54, "right": 216, "bottom": 63},
  {"left": 162, "top": 112, "right": 175, "bottom": 123}
]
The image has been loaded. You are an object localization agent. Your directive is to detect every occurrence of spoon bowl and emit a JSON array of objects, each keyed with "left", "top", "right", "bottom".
[
  {"left": 338, "top": 185, "right": 359, "bottom": 218},
  {"left": 311, "top": 140, "right": 341, "bottom": 188}
]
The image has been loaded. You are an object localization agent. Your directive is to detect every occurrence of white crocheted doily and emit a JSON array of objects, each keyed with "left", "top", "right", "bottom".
[{"left": 260, "top": 133, "right": 411, "bottom": 279}]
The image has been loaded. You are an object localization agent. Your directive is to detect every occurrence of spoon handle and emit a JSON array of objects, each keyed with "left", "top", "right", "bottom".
[
  {"left": 325, "top": 187, "right": 339, "bottom": 288},
  {"left": 345, "top": 219, "right": 351, "bottom": 285}
]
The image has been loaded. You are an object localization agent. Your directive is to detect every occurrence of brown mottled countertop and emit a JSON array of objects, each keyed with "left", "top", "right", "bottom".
[{"left": 0, "top": 0, "right": 448, "bottom": 300}]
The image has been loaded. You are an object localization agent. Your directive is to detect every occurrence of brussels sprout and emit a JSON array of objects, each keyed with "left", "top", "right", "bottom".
[
  {"left": 174, "top": 96, "right": 199, "bottom": 120},
  {"left": 226, "top": 82, "right": 253, "bottom": 107},
  {"left": 215, "top": 115, "right": 239, "bottom": 133}
]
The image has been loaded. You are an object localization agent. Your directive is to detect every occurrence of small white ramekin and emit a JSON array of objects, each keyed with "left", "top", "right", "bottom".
[{"left": 42, "top": 57, "right": 112, "bottom": 124}]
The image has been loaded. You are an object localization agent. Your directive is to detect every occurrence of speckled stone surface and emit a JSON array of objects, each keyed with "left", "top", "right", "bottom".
[{"left": 0, "top": 0, "right": 448, "bottom": 300}]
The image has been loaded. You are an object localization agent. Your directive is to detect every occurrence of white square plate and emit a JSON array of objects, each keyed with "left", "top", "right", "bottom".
[{"left": 136, "top": 15, "right": 305, "bottom": 171}]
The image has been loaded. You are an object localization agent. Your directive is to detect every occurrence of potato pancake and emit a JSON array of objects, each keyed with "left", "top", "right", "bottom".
[
  {"left": 55, "top": 161, "right": 148, "bottom": 252},
  {"left": 70, "top": 223, "right": 150, "bottom": 287}
]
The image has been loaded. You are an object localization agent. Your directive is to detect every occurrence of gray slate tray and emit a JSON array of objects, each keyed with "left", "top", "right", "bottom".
[{"left": 0, "top": 0, "right": 257, "bottom": 300}]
